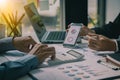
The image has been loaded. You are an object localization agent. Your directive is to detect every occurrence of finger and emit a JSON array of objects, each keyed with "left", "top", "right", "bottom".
[
  {"left": 88, "top": 42, "right": 101, "bottom": 51},
  {"left": 42, "top": 47, "right": 55, "bottom": 59},
  {"left": 33, "top": 44, "right": 43, "bottom": 55},
  {"left": 23, "top": 36, "right": 37, "bottom": 50},
  {"left": 41, "top": 53, "right": 52, "bottom": 61},
  {"left": 67, "top": 24, "right": 71, "bottom": 29},
  {"left": 66, "top": 29, "right": 69, "bottom": 33},
  {"left": 88, "top": 39, "right": 101, "bottom": 50},
  {"left": 50, "top": 47, "right": 56, "bottom": 60},
  {"left": 44, "top": 51, "right": 55, "bottom": 60},
  {"left": 88, "top": 33, "right": 97, "bottom": 36},
  {"left": 40, "top": 44, "right": 48, "bottom": 48},
  {"left": 82, "top": 25, "right": 87, "bottom": 29},
  {"left": 28, "top": 36, "right": 37, "bottom": 44},
  {"left": 33, "top": 44, "right": 48, "bottom": 55},
  {"left": 51, "top": 54, "right": 56, "bottom": 60},
  {"left": 89, "top": 38, "right": 98, "bottom": 45},
  {"left": 42, "top": 47, "right": 54, "bottom": 52},
  {"left": 80, "top": 36, "right": 89, "bottom": 40},
  {"left": 98, "top": 35, "right": 108, "bottom": 41},
  {"left": 88, "top": 44, "right": 99, "bottom": 50},
  {"left": 30, "top": 44, "right": 44, "bottom": 54},
  {"left": 25, "top": 36, "right": 37, "bottom": 49},
  {"left": 88, "top": 44, "right": 97, "bottom": 50},
  {"left": 35, "top": 44, "right": 47, "bottom": 49},
  {"left": 29, "top": 44, "right": 40, "bottom": 54},
  {"left": 38, "top": 51, "right": 55, "bottom": 62},
  {"left": 80, "top": 26, "right": 88, "bottom": 32}
]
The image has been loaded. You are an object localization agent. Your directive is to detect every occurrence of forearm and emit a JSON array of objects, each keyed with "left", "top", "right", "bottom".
[
  {"left": 0, "top": 37, "right": 16, "bottom": 53},
  {"left": 116, "top": 39, "right": 120, "bottom": 52},
  {"left": 0, "top": 55, "right": 40, "bottom": 80},
  {"left": 92, "top": 22, "right": 120, "bottom": 39}
]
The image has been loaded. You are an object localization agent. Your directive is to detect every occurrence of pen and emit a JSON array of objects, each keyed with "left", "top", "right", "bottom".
[
  {"left": 2, "top": 13, "right": 14, "bottom": 36},
  {"left": 97, "top": 60, "right": 120, "bottom": 70},
  {"left": 9, "top": 13, "right": 25, "bottom": 36},
  {"left": 15, "top": 11, "right": 18, "bottom": 25},
  {"left": 8, "top": 13, "right": 19, "bottom": 35},
  {"left": 16, "top": 13, "right": 25, "bottom": 26}
]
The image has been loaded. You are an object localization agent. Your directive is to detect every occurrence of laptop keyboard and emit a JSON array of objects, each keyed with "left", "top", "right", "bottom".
[{"left": 46, "top": 32, "right": 66, "bottom": 40}]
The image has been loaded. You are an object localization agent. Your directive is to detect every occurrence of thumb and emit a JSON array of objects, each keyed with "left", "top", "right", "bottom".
[{"left": 28, "top": 36, "right": 37, "bottom": 44}]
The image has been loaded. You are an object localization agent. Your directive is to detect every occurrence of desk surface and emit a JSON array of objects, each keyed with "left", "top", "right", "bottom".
[{"left": 1, "top": 43, "right": 120, "bottom": 80}]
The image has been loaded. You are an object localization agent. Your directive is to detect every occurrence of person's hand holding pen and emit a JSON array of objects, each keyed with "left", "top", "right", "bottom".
[
  {"left": 13, "top": 36, "right": 37, "bottom": 53},
  {"left": 13, "top": 36, "right": 56, "bottom": 62},
  {"left": 29, "top": 44, "right": 56, "bottom": 62},
  {"left": 87, "top": 33, "right": 117, "bottom": 51}
]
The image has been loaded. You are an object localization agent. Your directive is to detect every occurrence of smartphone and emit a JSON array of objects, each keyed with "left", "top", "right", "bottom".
[{"left": 63, "top": 23, "right": 82, "bottom": 47}]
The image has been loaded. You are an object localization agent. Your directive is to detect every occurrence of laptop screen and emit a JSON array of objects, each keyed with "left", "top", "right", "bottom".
[{"left": 24, "top": 2, "right": 46, "bottom": 41}]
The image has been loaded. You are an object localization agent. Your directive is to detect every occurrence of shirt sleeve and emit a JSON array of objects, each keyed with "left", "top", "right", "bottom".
[
  {"left": 0, "top": 37, "right": 16, "bottom": 53},
  {"left": 116, "top": 39, "right": 120, "bottom": 52},
  {"left": 0, "top": 54, "right": 40, "bottom": 80},
  {"left": 92, "top": 22, "right": 120, "bottom": 39},
  {"left": 112, "top": 39, "right": 119, "bottom": 52}
]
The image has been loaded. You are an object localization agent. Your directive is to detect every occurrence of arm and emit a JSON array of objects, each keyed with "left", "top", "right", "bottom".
[
  {"left": 80, "top": 13, "right": 120, "bottom": 39},
  {"left": 0, "top": 36, "right": 37, "bottom": 53},
  {"left": 0, "top": 54, "right": 40, "bottom": 80},
  {"left": 93, "top": 22, "right": 120, "bottom": 39},
  {"left": 116, "top": 39, "right": 120, "bottom": 51},
  {"left": 0, "top": 37, "right": 16, "bottom": 53},
  {"left": 93, "top": 13, "right": 120, "bottom": 39},
  {"left": 0, "top": 36, "right": 55, "bottom": 80}
]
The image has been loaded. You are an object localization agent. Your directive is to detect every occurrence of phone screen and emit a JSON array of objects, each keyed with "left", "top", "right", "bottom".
[{"left": 63, "top": 23, "right": 82, "bottom": 46}]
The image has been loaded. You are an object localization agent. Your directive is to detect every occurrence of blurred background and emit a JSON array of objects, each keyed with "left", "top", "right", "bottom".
[{"left": 0, "top": 0, "right": 120, "bottom": 40}]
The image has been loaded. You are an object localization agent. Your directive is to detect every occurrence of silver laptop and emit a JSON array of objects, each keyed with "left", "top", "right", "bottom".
[{"left": 24, "top": 3, "right": 66, "bottom": 43}]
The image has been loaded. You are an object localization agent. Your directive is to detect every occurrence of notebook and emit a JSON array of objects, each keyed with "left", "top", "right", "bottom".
[{"left": 24, "top": 3, "right": 66, "bottom": 43}]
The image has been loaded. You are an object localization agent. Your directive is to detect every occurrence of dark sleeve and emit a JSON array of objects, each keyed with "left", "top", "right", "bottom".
[
  {"left": 116, "top": 39, "right": 120, "bottom": 51},
  {"left": 0, "top": 55, "right": 40, "bottom": 80},
  {"left": 0, "top": 37, "right": 16, "bottom": 53},
  {"left": 92, "top": 22, "right": 120, "bottom": 39}
]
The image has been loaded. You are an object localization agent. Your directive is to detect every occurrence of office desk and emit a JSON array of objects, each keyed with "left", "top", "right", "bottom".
[{"left": 1, "top": 43, "right": 120, "bottom": 80}]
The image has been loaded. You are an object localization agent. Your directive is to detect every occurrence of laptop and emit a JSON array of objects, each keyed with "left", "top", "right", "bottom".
[{"left": 24, "top": 3, "right": 66, "bottom": 43}]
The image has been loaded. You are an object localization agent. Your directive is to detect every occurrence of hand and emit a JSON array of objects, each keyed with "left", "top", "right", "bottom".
[
  {"left": 13, "top": 36, "right": 37, "bottom": 53},
  {"left": 88, "top": 34, "right": 116, "bottom": 51},
  {"left": 67, "top": 24, "right": 95, "bottom": 36},
  {"left": 79, "top": 26, "right": 95, "bottom": 36},
  {"left": 29, "top": 44, "right": 56, "bottom": 62}
]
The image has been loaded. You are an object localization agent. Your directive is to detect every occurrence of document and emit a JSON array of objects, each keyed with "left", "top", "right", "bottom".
[{"left": 30, "top": 60, "right": 120, "bottom": 80}]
